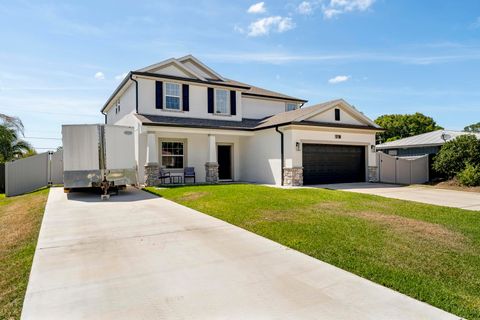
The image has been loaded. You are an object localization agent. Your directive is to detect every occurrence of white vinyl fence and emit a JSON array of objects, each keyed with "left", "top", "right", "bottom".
[
  {"left": 5, "top": 150, "right": 63, "bottom": 197},
  {"left": 378, "top": 152, "right": 429, "bottom": 185}
]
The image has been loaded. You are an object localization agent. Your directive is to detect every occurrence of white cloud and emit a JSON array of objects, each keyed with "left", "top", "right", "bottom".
[
  {"left": 328, "top": 75, "right": 351, "bottom": 84},
  {"left": 204, "top": 50, "right": 480, "bottom": 65},
  {"left": 233, "top": 24, "right": 245, "bottom": 34},
  {"left": 247, "top": 2, "right": 266, "bottom": 14},
  {"left": 114, "top": 72, "right": 128, "bottom": 81},
  {"left": 94, "top": 72, "right": 105, "bottom": 80},
  {"left": 322, "top": 0, "right": 375, "bottom": 19},
  {"left": 297, "top": 1, "right": 313, "bottom": 15},
  {"left": 323, "top": 8, "right": 342, "bottom": 18},
  {"left": 248, "top": 16, "right": 295, "bottom": 37}
]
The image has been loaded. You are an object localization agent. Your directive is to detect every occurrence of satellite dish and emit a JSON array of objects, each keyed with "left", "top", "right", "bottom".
[{"left": 441, "top": 132, "right": 451, "bottom": 142}]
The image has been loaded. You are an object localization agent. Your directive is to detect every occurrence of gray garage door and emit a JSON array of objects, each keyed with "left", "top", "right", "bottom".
[{"left": 302, "top": 144, "right": 366, "bottom": 185}]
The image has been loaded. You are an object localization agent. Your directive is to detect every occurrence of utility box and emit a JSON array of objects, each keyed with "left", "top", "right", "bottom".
[{"left": 62, "top": 124, "right": 137, "bottom": 191}]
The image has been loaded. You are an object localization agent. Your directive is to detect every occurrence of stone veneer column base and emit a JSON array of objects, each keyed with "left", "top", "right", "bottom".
[
  {"left": 284, "top": 167, "right": 303, "bottom": 186},
  {"left": 205, "top": 162, "right": 219, "bottom": 183},
  {"left": 368, "top": 166, "right": 379, "bottom": 182},
  {"left": 144, "top": 163, "right": 160, "bottom": 186}
]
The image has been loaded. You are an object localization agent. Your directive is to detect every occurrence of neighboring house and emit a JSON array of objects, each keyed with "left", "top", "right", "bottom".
[
  {"left": 376, "top": 130, "right": 480, "bottom": 157},
  {"left": 376, "top": 130, "right": 480, "bottom": 180},
  {"left": 101, "top": 55, "right": 382, "bottom": 186}
]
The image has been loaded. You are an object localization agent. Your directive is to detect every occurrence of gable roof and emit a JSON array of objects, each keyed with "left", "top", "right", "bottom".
[
  {"left": 255, "top": 99, "right": 381, "bottom": 129},
  {"left": 101, "top": 55, "right": 306, "bottom": 113},
  {"left": 177, "top": 55, "right": 225, "bottom": 81},
  {"left": 135, "top": 99, "right": 382, "bottom": 132},
  {"left": 137, "top": 58, "right": 206, "bottom": 80},
  {"left": 376, "top": 130, "right": 480, "bottom": 149}
]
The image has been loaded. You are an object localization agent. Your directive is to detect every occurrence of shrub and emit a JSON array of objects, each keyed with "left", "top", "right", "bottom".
[
  {"left": 457, "top": 164, "right": 480, "bottom": 187},
  {"left": 433, "top": 134, "right": 480, "bottom": 179}
]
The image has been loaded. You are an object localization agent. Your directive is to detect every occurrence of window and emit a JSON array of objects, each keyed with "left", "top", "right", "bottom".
[
  {"left": 161, "top": 142, "right": 184, "bottom": 169},
  {"left": 286, "top": 103, "right": 297, "bottom": 111},
  {"left": 334, "top": 108, "right": 341, "bottom": 121},
  {"left": 115, "top": 99, "right": 120, "bottom": 114},
  {"left": 165, "top": 82, "right": 181, "bottom": 110},
  {"left": 215, "top": 89, "right": 230, "bottom": 114}
]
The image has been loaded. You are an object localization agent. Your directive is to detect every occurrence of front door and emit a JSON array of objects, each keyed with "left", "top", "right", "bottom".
[{"left": 217, "top": 145, "right": 232, "bottom": 180}]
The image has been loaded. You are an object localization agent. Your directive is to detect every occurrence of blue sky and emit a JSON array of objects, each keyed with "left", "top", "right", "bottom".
[{"left": 1, "top": 0, "right": 480, "bottom": 151}]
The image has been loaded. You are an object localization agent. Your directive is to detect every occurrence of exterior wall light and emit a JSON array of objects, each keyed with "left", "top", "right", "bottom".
[
  {"left": 296, "top": 142, "right": 301, "bottom": 151},
  {"left": 371, "top": 145, "right": 376, "bottom": 152}
]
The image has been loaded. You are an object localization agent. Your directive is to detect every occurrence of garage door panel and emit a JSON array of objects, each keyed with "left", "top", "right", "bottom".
[{"left": 303, "top": 144, "right": 365, "bottom": 185}]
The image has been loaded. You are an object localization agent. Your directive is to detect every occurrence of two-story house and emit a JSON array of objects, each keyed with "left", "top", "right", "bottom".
[{"left": 101, "top": 55, "right": 382, "bottom": 186}]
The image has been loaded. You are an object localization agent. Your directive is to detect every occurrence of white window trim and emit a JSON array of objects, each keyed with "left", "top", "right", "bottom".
[
  {"left": 214, "top": 88, "right": 230, "bottom": 115},
  {"left": 164, "top": 82, "right": 182, "bottom": 111},
  {"left": 159, "top": 139, "right": 187, "bottom": 171},
  {"left": 285, "top": 102, "right": 297, "bottom": 111}
]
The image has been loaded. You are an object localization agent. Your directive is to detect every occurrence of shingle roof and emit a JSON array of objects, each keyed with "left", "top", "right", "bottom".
[
  {"left": 376, "top": 130, "right": 480, "bottom": 149},
  {"left": 135, "top": 114, "right": 261, "bottom": 130},
  {"left": 255, "top": 99, "right": 381, "bottom": 129},
  {"left": 135, "top": 99, "right": 382, "bottom": 131},
  {"left": 254, "top": 100, "right": 342, "bottom": 128},
  {"left": 220, "top": 79, "right": 307, "bottom": 102}
]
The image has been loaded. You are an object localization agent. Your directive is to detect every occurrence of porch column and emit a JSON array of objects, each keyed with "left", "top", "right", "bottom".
[
  {"left": 144, "top": 133, "right": 159, "bottom": 186},
  {"left": 205, "top": 134, "right": 219, "bottom": 183}
]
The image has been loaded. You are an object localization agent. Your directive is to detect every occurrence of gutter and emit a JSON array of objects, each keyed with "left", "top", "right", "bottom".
[
  {"left": 275, "top": 126, "right": 285, "bottom": 186},
  {"left": 130, "top": 73, "right": 139, "bottom": 113}
]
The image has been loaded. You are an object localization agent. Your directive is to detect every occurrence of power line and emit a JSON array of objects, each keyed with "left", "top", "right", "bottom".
[{"left": 25, "top": 136, "right": 61, "bottom": 140}]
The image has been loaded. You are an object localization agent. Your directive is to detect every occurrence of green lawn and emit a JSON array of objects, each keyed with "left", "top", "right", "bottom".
[
  {"left": 0, "top": 189, "right": 49, "bottom": 320},
  {"left": 146, "top": 184, "right": 480, "bottom": 319}
]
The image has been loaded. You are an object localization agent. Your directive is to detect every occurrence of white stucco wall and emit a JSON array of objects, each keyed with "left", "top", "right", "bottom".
[
  {"left": 137, "top": 77, "right": 243, "bottom": 121},
  {"left": 106, "top": 83, "right": 136, "bottom": 124},
  {"left": 242, "top": 97, "right": 290, "bottom": 119},
  {"left": 240, "top": 128, "right": 282, "bottom": 185},
  {"left": 150, "top": 63, "right": 192, "bottom": 78},
  {"left": 307, "top": 106, "right": 365, "bottom": 126},
  {"left": 181, "top": 61, "right": 216, "bottom": 79}
]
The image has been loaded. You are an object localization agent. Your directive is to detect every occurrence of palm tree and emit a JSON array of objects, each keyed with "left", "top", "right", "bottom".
[{"left": 0, "top": 113, "right": 34, "bottom": 162}]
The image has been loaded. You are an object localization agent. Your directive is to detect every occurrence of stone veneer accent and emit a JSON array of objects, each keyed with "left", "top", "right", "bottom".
[
  {"left": 284, "top": 167, "right": 303, "bottom": 186},
  {"left": 144, "top": 163, "right": 160, "bottom": 186},
  {"left": 205, "top": 162, "right": 219, "bottom": 183},
  {"left": 368, "top": 166, "right": 378, "bottom": 182}
]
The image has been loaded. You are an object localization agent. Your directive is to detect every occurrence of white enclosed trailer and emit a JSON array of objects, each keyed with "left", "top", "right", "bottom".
[{"left": 62, "top": 124, "right": 137, "bottom": 194}]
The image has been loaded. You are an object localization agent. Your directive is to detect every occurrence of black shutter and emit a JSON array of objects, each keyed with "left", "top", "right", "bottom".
[
  {"left": 230, "top": 90, "right": 236, "bottom": 115},
  {"left": 182, "top": 84, "right": 189, "bottom": 111},
  {"left": 207, "top": 88, "right": 214, "bottom": 113},
  {"left": 156, "top": 81, "right": 163, "bottom": 109}
]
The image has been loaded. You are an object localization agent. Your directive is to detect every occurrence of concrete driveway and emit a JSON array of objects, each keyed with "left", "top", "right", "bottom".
[
  {"left": 320, "top": 182, "right": 480, "bottom": 210},
  {"left": 22, "top": 187, "right": 459, "bottom": 320}
]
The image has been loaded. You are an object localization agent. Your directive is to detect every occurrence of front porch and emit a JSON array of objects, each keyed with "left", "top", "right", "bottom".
[{"left": 140, "top": 125, "right": 252, "bottom": 186}]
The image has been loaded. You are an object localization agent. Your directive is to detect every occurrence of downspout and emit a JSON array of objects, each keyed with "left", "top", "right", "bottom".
[
  {"left": 275, "top": 126, "right": 284, "bottom": 186},
  {"left": 130, "top": 73, "right": 139, "bottom": 113}
]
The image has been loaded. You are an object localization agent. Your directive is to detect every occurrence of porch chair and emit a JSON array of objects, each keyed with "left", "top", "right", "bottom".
[
  {"left": 159, "top": 168, "right": 171, "bottom": 184},
  {"left": 184, "top": 167, "right": 196, "bottom": 183}
]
